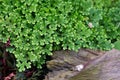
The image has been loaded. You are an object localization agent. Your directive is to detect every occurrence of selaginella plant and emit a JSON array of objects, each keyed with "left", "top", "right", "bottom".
[{"left": 0, "top": 0, "right": 120, "bottom": 72}]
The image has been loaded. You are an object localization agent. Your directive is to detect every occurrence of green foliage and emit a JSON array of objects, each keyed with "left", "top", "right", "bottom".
[
  {"left": 0, "top": 0, "right": 120, "bottom": 72},
  {"left": 114, "top": 40, "right": 120, "bottom": 50}
]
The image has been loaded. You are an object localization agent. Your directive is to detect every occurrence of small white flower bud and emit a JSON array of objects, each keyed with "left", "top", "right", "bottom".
[{"left": 88, "top": 22, "right": 93, "bottom": 28}]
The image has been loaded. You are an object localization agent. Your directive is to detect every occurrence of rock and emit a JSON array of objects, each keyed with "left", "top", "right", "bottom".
[
  {"left": 46, "top": 49, "right": 103, "bottom": 71},
  {"left": 44, "top": 49, "right": 104, "bottom": 80},
  {"left": 69, "top": 49, "right": 120, "bottom": 80}
]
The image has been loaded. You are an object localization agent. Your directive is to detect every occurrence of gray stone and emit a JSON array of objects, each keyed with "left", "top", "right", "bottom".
[
  {"left": 45, "top": 49, "right": 120, "bottom": 80},
  {"left": 70, "top": 49, "right": 120, "bottom": 80},
  {"left": 44, "top": 49, "right": 103, "bottom": 80}
]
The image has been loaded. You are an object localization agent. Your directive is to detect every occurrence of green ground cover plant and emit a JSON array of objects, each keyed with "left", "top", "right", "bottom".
[{"left": 0, "top": 0, "right": 120, "bottom": 72}]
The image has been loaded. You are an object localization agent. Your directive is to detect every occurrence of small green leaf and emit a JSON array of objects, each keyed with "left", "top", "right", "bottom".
[{"left": 114, "top": 40, "right": 120, "bottom": 50}]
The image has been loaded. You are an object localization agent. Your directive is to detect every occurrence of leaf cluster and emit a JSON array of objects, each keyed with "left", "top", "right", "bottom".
[{"left": 0, "top": 0, "right": 120, "bottom": 72}]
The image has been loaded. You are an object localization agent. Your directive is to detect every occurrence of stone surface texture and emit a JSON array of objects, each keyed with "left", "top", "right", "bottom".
[{"left": 44, "top": 49, "right": 105, "bottom": 80}]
